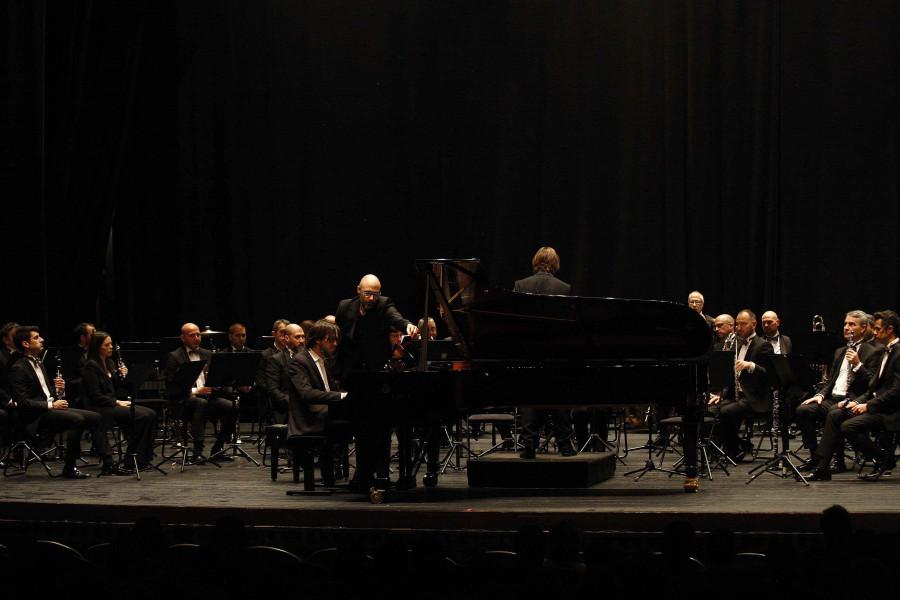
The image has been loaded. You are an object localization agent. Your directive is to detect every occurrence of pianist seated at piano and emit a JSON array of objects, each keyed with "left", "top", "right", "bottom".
[
  {"left": 514, "top": 247, "right": 578, "bottom": 458},
  {"left": 287, "top": 320, "right": 347, "bottom": 487}
]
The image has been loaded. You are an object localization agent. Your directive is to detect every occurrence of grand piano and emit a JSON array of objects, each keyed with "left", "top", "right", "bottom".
[{"left": 345, "top": 259, "right": 711, "bottom": 492}]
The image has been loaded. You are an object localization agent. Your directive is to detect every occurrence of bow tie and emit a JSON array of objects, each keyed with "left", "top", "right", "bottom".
[
  {"left": 737, "top": 337, "right": 750, "bottom": 346},
  {"left": 765, "top": 336, "right": 778, "bottom": 342}
]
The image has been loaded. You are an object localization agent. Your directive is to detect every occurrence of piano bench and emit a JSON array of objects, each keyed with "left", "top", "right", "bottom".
[
  {"left": 265, "top": 425, "right": 289, "bottom": 481},
  {"left": 285, "top": 434, "right": 331, "bottom": 494}
]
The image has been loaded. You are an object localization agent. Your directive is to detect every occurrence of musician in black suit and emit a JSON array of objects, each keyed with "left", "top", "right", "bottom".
[
  {"left": 254, "top": 318, "right": 290, "bottom": 423},
  {"left": 515, "top": 247, "right": 578, "bottom": 458},
  {"left": 806, "top": 311, "right": 900, "bottom": 481},
  {"left": 287, "top": 320, "right": 346, "bottom": 485},
  {"left": 795, "top": 310, "right": 882, "bottom": 467},
  {"left": 0, "top": 322, "right": 18, "bottom": 446},
  {"left": 265, "top": 323, "right": 306, "bottom": 425},
  {"left": 8, "top": 326, "right": 109, "bottom": 478},
  {"left": 760, "top": 311, "right": 792, "bottom": 355},
  {"left": 715, "top": 309, "right": 774, "bottom": 461},
  {"left": 164, "top": 323, "right": 238, "bottom": 462},
  {"left": 82, "top": 331, "right": 157, "bottom": 468},
  {"left": 335, "top": 274, "right": 418, "bottom": 492}
]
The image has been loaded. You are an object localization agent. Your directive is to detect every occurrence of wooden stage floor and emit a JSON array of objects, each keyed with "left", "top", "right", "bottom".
[{"left": 4, "top": 434, "right": 900, "bottom": 536}]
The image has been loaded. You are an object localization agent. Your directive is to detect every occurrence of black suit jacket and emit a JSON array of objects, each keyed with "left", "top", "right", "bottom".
[
  {"left": 513, "top": 271, "right": 571, "bottom": 296},
  {"left": 334, "top": 295, "right": 412, "bottom": 381},
  {"left": 8, "top": 356, "right": 56, "bottom": 434},
  {"left": 0, "top": 346, "right": 16, "bottom": 409},
  {"left": 164, "top": 346, "right": 212, "bottom": 399},
  {"left": 864, "top": 343, "right": 900, "bottom": 430},
  {"left": 287, "top": 349, "right": 343, "bottom": 437},
  {"left": 82, "top": 358, "right": 132, "bottom": 410},
  {"left": 815, "top": 342, "right": 882, "bottom": 401},
  {"left": 264, "top": 348, "right": 293, "bottom": 424},
  {"left": 723, "top": 335, "right": 773, "bottom": 413},
  {"left": 763, "top": 333, "right": 792, "bottom": 355}
]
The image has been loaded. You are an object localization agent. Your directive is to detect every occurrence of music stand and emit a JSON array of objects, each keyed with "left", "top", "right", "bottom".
[
  {"left": 116, "top": 361, "right": 167, "bottom": 479},
  {"left": 206, "top": 352, "right": 262, "bottom": 465},
  {"left": 746, "top": 354, "right": 809, "bottom": 486},
  {"left": 159, "top": 360, "right": 215, "bottom": 472}
]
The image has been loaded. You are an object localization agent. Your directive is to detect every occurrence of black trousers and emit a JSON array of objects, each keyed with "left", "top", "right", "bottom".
[
  {"left": 794, "top": 398, "right": 841, "bottom": 457},
  {"left": 718, "top": 399, "right": 768, "bottom": 459},
  {"left": 353, "top": 421, "right": 392, "bottom": 488},
  {"left": 520, "top": 408, "right": 575, "bottom": 452},
  {"left": 37, "top": 407, "right": 107, "bottom": 467},
  {"left": 179, "top": 395, "right": 238, "bottom": 450},
  {"left": 93, "top": 404, "right": 158, "bottom": 463},
  {"left": 842, "top": 411, "right": 890, "bottom": 461}
]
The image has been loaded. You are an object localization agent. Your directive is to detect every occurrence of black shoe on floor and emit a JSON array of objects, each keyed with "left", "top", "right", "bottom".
[
  {"left": 519, "top": 447, "right": 536, "bottom": 459},
  {"left": 807, "top": 467, "right": 831, "bottom": 482},
  {"left": 61, "top": 467, "right": 91, "bottom": 480},
  {"left": 830, "top": 460, "right": 848, "bottom": 474},
  {"left": 561, "top": 447, "right": 577, "bottom": 457},
  {"left": 798, "top": 458, "right": 817, "bottom": 472}
]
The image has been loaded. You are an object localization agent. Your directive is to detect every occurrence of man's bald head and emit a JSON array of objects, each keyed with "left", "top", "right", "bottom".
[
  {"left": 284, "top": 323, "right": 306, "bottom": 351},
  {"left": 180, "top": 322, "right": 201, "bottom": 350},
  {"left": 713, "top": 314, "right": 734, "bottom": 342},
  {"left": 358, "top": 274, "right": 383, "bottom": 314},
  {"left": 761, "top": 311, "right": 780, "bottom": 337}
]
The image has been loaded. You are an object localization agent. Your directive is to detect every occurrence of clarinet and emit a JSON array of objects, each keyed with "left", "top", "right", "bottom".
[
  {"left": 114, "top": 344, "right": 127, "bottom": 383},
  {"left": 838, "top": 333, "right": 856, "bottom": 410},
  {"left": 53, "top": 350, "right": 66, "bottom": 401}
]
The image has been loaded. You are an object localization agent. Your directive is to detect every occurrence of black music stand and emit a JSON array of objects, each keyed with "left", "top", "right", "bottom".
[
  {"left": 119, "top": 361, "right": 166, "bottom": 479},
  {"left": 159, "top": 360, "right": 215, "bottom": 472},
  {"left": 747, "top": 354, "right": 809, "bottom": 486},
  {"left": 206, "top": 352, "right": 262, "bottom": 465}
]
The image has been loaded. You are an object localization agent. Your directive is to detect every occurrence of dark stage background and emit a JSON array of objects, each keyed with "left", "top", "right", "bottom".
[{"left": 4, "top": 1, "right": 899, "bottom": 346}]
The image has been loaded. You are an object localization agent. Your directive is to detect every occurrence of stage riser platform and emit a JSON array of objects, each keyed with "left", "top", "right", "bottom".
[{"left": 467, "top": 453, "right": 616, "bottom": 488}]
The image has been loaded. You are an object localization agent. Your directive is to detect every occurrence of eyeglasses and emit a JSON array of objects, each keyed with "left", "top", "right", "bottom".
[
  {"left": 688, "top": 300, "right": 703, "bottom": 305},
  {"left": 361, "top": 290, "right": 381, "bottom": 298}
]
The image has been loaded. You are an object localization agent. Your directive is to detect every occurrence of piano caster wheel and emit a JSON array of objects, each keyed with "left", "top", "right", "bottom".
[{"left": 423, "top": 472, "right": 438, "bottom": 487}]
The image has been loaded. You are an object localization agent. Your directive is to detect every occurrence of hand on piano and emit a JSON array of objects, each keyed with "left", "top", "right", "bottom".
[{"left": 708, "top": 393, "right": 721, "bottom": 406}]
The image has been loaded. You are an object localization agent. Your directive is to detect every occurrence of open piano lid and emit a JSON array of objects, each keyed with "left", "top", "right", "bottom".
[{"left": 416, "top": 258, "right": 711, "bottom": 363}]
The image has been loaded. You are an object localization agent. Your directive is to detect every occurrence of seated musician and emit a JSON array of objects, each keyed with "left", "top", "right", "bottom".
[
  {"left": 688, "top": 291, "right": 716, "bottom": 334},
  {"left": 287, "top": 319, "right": 346, "bottom": 486},
  {"left": 0, "top": 322, "right": 18, "bottom": 449},
  {"left": 265, "top": 323, "right": 306, "bottom": 425},
  {"left": 82, "top": 331, "right": 158, "bottom": 470},
  {"left": 712, "top": 314, "right": 735, "bottom": 350},
  {"left": 760, "top": 311, "right": 792, "bottom": 355},
  {"left": 164, "top": 323, "right": 238, "bottom": 463},
  {"left": 254, "top": 318, "right": 290, "bottom": 424},
  {"left": 8, "top": 326, "right": 111, "bottom": 478},
  {"left": 335, "top": 274, "right": 418, "bottom": 492},
  {"left": 714, "top": 310, "right": 774, "bottom": 461},
  {"left": 806, "top": 310, "right": 900, "bottom": 481},
  {"left": 515, "top": 247, "right": 577, "bottom": 458},
  {"left": 795, "top": 310, "right": 882, "bottom": 473}
]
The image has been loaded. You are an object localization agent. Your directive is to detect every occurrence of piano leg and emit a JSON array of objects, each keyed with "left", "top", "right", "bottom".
[{"left": 681, "top": 397, "right": 702, "bottom": 493}]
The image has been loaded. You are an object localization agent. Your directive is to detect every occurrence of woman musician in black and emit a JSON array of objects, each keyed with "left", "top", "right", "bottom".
[{"left": 82, "top": 331, "right": 158, "bottom": 471}]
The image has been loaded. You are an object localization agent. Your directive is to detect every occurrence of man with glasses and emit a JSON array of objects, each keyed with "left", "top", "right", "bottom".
[
  {"left": 688, "top": 291, "right": 715, "bottom": 331},
  {"left": 335, "top": 274, "right": 418, "bottom": 493}
]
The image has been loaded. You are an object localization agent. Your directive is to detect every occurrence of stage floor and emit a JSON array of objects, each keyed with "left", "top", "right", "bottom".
[{"left": 4, "top": 433, "right": 900, "bottom": 536}]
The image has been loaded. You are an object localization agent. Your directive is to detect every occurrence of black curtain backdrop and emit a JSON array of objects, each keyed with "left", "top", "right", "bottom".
[{"left": 5, "top": 1, "right": 899, "bottom": 345}]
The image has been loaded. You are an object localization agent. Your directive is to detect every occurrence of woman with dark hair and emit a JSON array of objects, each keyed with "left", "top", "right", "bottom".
[{"left": 83, "top": 331, "right": 158, "bottom": 471}]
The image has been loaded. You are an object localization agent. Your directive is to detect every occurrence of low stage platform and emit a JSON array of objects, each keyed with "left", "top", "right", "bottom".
[{"left": 3, "top": 433, "right": 900, "bottom": 542}]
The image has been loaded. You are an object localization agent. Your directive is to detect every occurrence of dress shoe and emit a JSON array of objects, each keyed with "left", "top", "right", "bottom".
[
  {"left": 211, "top": 454, "right": 235, "bottom": 462},
  {"left": 561, "top": 447, "right": 578, "bottom": 457},
  {"left": 423, "top": 472, "right": 439, "bottom": 487},
  {"left": 807, "top": 467, "right": 831, "bottom": 482},
  {"left": 798, "top": 458, "right": 818, "bottom": 472},
  {"left": 830, "top": 460, "right": 848, "bottom": 474},
  {"left": 61, "top": 467, "right": 91, "bottom": 480},
  {"left": 519, "top": 447, "right": 536, "bottom": 459},
  {"left": 188, "top": 454, "right": 207, "bottom": 465},
  {"left": 100, "top": 464, "right": 132, "bottom": 476}
]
